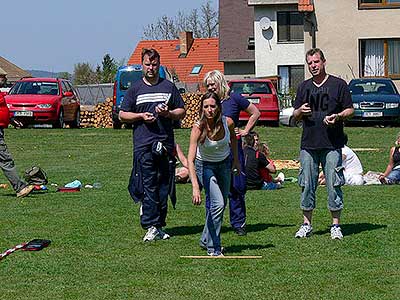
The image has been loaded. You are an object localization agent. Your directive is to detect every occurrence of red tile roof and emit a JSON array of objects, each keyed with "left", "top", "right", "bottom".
[
  {"left": 127, "top": 38, "right": 223, "bottom": 86},
  {"left": 298, "top": 0, "right": 314, "bottom": 12}
]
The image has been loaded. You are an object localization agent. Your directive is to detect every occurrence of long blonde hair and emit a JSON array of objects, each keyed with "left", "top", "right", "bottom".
[
  {"left": 198, "top": 92, "right": 223, "bottom": 144},
  {"left": 203, "top": 70, "right": 230, "bottom": 100}
]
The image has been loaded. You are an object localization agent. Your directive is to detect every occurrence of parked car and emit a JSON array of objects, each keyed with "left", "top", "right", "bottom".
[
  {"left": 112, "top": 65, "right": 171, "bottom": 129},
  {"left": 228, "top": 79, "right": 280, "bottom": 126},
  {"left": 279, "top": 107, "right": 302, "bottom": 127},
  {"left": 348, "top": 78, "right": 400, "bottom": 125},
  {"left": 5, "top": 77, "right": 81, "bottom": 128}
]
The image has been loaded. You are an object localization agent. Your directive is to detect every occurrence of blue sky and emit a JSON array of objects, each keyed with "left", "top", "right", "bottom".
[{"left": 1, "top": 0, "right": 216, "bottom": 73}]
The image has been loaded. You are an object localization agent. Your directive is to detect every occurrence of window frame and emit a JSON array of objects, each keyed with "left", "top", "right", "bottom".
[
  {"left": 276, "top": 11, "right": 304, "bottom": 43},
  {"left": 360, "top": 38, "right": 400, "bottom": 79},
  {"left": 359, "top": 0, "right": 400, "bottom": 9},
  {"left": 190, "top": 64, "right": 203, "bottom": 75}
]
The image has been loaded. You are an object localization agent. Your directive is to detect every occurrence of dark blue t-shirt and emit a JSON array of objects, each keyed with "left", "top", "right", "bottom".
[
  {"left": 222, "top": 93, "right": 250, "bottom": 127},
  {"left": 120, "top": 78, "right": 185, "bottom": 152},
  {"left": 293, "top": 75, "right": 353, "bottom": 150}
]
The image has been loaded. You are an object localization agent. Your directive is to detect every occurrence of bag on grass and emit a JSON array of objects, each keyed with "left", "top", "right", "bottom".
[{"left": 24, "top": 166, "right": 48, "bottom": 185}]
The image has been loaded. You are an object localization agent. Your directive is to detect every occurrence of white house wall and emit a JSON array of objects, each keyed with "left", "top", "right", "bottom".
[{"left": 254, "top": 5, "right": 304, "bottom": 77}]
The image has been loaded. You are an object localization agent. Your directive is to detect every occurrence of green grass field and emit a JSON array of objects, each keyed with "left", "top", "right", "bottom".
[{"left": 0, "top": 126, "right": 399, "bottom": 300}]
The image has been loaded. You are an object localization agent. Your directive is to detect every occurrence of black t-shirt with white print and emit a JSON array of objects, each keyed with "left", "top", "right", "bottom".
[{"left": 293, "top": 75, "right": 352, "bottom": 150}]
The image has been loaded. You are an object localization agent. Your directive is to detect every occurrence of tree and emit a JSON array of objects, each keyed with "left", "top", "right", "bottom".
[
  {"left": 200, "top": 0, "right": 218, "bottom": 38},
  {"left": 58, "top": 72, "right": 71, "bottom": 80},
  {"left": 101, "top": 54, "right": 118, "bottom": 83},
  {"left": 73, "top": 63, "right": 97, "bottom": 85},
  {"left": 142, "top": 0, "right": 218, "bottom": 40}
]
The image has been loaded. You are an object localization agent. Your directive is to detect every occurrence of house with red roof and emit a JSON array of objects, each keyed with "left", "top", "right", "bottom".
[{"left": 128, "top": 32, "right": 223, "bottom": 92}]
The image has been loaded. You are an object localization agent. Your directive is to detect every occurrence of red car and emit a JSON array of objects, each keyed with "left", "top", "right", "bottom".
[
  {"left": 228, "top": 79, "right": 280, "bottom": 126},
  {"left": 5, "top": 77, "right": 81, "bottom": 128}
]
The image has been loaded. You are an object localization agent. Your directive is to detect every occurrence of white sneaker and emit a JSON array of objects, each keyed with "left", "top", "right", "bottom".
[
  {"left": 158, "top": 228, "right": 170, "bottom": 240},
  {"left": 277, "top": 172, "right": 285, "bottom": 182},
  {"left": 143, "top": 226, "right": 161, "bottom": 242},
  {"left": 330, "top": 225, "right": 343, "bottom": 240},
  {"left": 295, "top": 223, "right": 313, "bottom": 238}
]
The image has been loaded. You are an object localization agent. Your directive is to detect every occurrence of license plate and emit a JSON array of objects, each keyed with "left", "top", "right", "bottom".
[
  {"left": 247, "top": 98, "right": 260, "bottom": 104},
  {"left": 14, "top": 111, "right": 33, "bottom": 117},
  {"left": 363, "top": 111, "right": 383, "bottom": 117}
]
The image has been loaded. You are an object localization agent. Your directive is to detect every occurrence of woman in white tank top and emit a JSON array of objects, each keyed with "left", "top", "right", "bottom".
[{"left": 188, "top": 92, "right": 240, "bottom": 256}]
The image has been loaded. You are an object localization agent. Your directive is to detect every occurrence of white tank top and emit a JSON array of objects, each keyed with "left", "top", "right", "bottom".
[{"left": 196, "top": 116, "right": 231, "bottom": 162}]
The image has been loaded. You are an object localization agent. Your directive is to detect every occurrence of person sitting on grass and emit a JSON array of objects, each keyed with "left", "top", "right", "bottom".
[
  {"left": 243, "top": 133, "right": 282, "bottom": 190},
  {"left": 257, "top": 142, "right": 284, "bottom": 189},
  {"left": 379, "top": 132, "right": 400, "bottom": 185},
  {"left": 174, "top": 143, "right": 189, "bottom": 183},
  {"left": 318, "top": 134, "right": 364, "bottom": 186}
]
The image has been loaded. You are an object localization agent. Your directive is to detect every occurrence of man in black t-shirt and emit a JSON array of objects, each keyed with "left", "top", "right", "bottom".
[
  {"left": 292, "top": 48, "right": 354, "bottom": 240},
  {"left": 119, "top": 48, "right": 185, "bottom": 242}
]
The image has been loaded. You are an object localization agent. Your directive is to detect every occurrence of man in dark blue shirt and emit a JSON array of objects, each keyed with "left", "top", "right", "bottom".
[
  {"left": 119, "top": 48, "right": 185, "bottom": 242},
  {"left": 293, "top": 48, "right": 354, "bottom": 240}
]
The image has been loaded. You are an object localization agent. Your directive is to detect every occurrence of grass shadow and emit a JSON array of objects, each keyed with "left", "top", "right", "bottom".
[
  {"left": 168, "top": 223, "right": 294, "bottom": 237},
  {"left": 225, "top": 243, "right": 274, "bottom": 254},
  {"left": 314, "top": 223, "right": 387, "bottom": 236}
]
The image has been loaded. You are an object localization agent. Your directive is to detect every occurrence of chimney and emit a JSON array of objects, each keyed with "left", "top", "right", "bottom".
[{"left": 179, "top": 31, "right": 194, "bottom": 58}]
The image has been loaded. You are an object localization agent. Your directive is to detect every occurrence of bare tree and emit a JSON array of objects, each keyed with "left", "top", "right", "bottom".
[
  {"left": 142, "top": 0, "right": 218, "bottom": 40},
  {"left": 200, "top": 0, "right": 219, "bottom": 38}
]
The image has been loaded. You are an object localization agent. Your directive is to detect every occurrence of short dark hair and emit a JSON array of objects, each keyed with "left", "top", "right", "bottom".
[
  {"left": 306, "top": 48, "right": 326, "bottom": 62},
  {"left": 243, "top": 132, "right": 256, "bottom": 147},
  {"left": 141, "top": 48, "right": 160, "bottom": 62}
]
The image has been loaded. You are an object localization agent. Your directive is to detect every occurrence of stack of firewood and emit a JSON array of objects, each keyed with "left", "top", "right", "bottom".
[
  {"left": 181, "top": 93, "right": 202, "bottom": 128},
  {"left": 80, "top": 98, "right": 113, "bottom": 128},
  {"left": 93, "top": 98, "right": 113, "bottom": 128},
  {"left": 80, "top": 94, "right": 204, "bottom": 129},
  {"left": 80, "top": 110, "right": 96, "bottom": 127}
]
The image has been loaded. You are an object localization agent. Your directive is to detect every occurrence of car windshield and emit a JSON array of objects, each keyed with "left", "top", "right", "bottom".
[
  {"left": 9, "top": 81, "right": 59, "bottom": 95},
  {"left": 119, "top": 70, "right": 142, "bottom": 91},
  {"left": 349, "top": 81, "right": 396, "bottom": 95},
  {"left": 230, "top": 82, "right": 272, "bottom": 95}
]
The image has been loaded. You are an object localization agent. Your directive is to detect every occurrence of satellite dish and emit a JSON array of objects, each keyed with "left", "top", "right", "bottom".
[{"left": 259, "top": 17, "right": 271, "bottom": 30}]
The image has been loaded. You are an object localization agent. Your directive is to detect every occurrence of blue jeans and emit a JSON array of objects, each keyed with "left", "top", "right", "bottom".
[
  {"left": 387, "top": 168, "right": 400, "bottom": 184},
  {"left": 196, "top": 158, "right": 231, "bottom": 253},
  {"left": 298, "top": 149, "right": 345, "bottom": 211}
]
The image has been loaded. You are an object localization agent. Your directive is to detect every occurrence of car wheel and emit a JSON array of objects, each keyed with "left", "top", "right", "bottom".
[
  {"left": 70, "top": 109, "right": 80, "bottom": 128},
  {"left": 54, "top": 109, "right": 65, "bottom": 128},
  {"left": 289, "top": 117, "right": 303, "bottom": 128}
]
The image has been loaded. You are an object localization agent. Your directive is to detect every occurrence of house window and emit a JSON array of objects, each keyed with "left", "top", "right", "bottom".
[
  {"left": 247, "top": 37, "right": 255, "bottom": 50},
  {"left": 278, "top": 65, "right": 304, "bottom": 94},
  {"left": 359, "top": 0, "right": 400, "bottom": 8},
  {"left": 277, "top": 11, "right": 304, "bottom": 43},
  {"left": 360, "top": 39, "right": 400, "bottom": 78},
  {"left": 190, "top": 64, "right": 203, "bottom": 75}
]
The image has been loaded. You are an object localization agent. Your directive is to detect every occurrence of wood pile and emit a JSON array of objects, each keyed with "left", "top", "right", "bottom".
[
  {"left": 181, "top": 93, "right": 202, "bottom": 128},
  {"left": 80, "top": 94, "right": 204, "bottom": 129},
  {"left": 80, "top": 98, "right": 113, "bottom": 128}
]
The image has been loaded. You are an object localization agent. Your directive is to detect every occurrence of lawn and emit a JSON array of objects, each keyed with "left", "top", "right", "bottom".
[{"left": 0, "top": 126, "right": 399, "bottom": 300}]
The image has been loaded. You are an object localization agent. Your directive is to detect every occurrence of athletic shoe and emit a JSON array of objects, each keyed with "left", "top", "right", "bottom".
[
  {"left": 234, "top": 227, "right": 247, "bottom": 236},
  {"left": 207, "top": 250, "right": 224, "bottom": 257},
  {"left": 295, "top": 223, "right": 313, "bottom": 238},
  {"left": 16, "top": 185, "right": 34, "bottom": 198},
  {"left": 277, "top": 172, "right": 285, "bottom": 182},
  {"left": 143, "top": 226, "right": 161, "bottom": 242},
  {"left": 158, "top": 228, "right": 170, "bottom": 240},
  {"left": 330, "top": 225, "right": 343, "bottom": 240}
]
